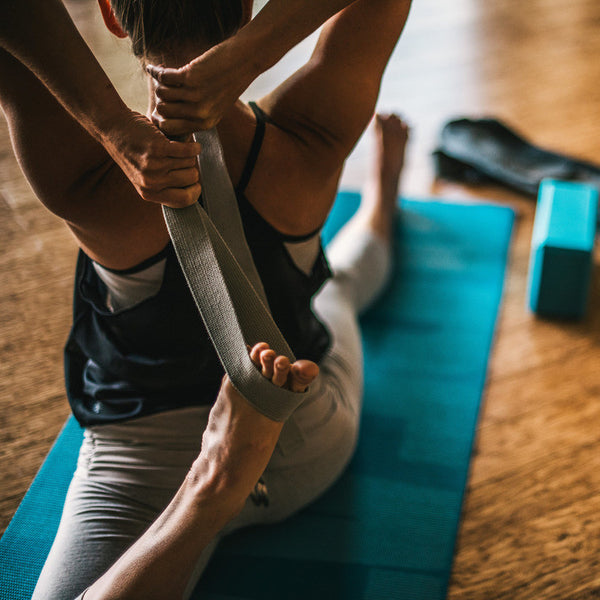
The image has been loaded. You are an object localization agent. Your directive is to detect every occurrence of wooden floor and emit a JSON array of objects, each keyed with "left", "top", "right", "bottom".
[{"left": 2, "top": 0, "right": 600, "bottom": 597}]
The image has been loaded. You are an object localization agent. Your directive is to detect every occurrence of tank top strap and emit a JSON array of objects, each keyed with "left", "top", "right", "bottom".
[{"left": 236, "top": 101, "right": 268, "bottom": 195}]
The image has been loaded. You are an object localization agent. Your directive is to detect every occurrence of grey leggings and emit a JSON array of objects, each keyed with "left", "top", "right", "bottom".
[{"left": 32, "top": 225, "right": 391, "bottom": 600}]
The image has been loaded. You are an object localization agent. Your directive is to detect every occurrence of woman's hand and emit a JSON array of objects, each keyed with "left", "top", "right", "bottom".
[
  {"left": 145, "top": 0, "right": 361, "bottom": 136},
  {"left": 100, "top": 108, "right": 202, "bottom": 207},
  {"left": 147, "top": 39, "right": 259, "bottom": 136}
]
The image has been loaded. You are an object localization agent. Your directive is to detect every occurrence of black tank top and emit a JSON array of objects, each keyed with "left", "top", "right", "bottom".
[{"left": 65, "top": 103, "right": 332, "bottom": 426}]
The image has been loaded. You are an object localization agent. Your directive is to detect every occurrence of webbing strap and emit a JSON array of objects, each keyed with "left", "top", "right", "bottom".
[
  {"left": 162, "top": 129, "right": 315, "bottom": 422},
  {"left": 191, "top": 129, "right": 268, "bottom": 307}
]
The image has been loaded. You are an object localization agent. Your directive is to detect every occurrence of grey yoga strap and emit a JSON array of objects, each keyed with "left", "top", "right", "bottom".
[{"left": 162, "top": 129, "right": 318, "bottom": 422}]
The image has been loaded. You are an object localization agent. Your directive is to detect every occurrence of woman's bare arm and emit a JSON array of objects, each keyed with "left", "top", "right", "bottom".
[
  {"left": 252, "top": 0, "right": 412, "bottom": 232},
  {"left": 0, "top": 47, "right": 178, "bottom": 269},
  {"left": 0, "top": 0, "right": 201, "bottom": 207},
  {"left": 149, "top": 0, "right": 411, "bottom": 233},
  {"left": 261, "top": 0, "right": 412, "bottom": 167},
  {"left": 1, "top": 0, "right": 125, "bottom": 139},
  {"left": 148, "top": 0, "right": 361, "bottom": 133},
  {"left": 149, "top": 0, "right": 410, "bottom": 153}
]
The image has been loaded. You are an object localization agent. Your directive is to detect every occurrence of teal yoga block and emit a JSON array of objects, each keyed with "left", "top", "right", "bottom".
[{"left": 527, "top": 179, "right": 598, "bottom": 318}]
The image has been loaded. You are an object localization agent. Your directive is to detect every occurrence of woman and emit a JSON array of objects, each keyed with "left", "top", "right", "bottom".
[{"left": 0, "top": 0, "right": 411, "bottom": 597}]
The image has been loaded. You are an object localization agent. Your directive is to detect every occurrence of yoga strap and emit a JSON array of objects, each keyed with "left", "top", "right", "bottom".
[{"left": 162, "top": 129, "right": 316, "bottom": 422}]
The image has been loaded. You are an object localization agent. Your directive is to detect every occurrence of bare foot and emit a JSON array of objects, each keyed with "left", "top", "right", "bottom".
[
  {"left": 358, "top": 113, "right": 410, "bottom": 243},
  {"left": 374, "top": 113, "right": 409, "bottom": 182},
  {"left": 248, "top": 342, "right": 319, "bottom": 393},
  {"left": 188, "top": 345, "right": 319, "bottom": 521}
]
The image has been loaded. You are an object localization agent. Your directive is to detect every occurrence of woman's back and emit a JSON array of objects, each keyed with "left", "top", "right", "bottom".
[
  {"left": 66, "top": 102, "right": 333, "bottom": 425},
  {"left": 72, "top": 95, "right": 346, "bottom": 270},
  {"left": 0, "top": 0, "right": 411, "bottom": 271}
]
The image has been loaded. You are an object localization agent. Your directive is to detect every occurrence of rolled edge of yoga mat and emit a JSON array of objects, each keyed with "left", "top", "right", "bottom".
[{"left": 527, "top": 179, "right": 598, "bottom": 319}]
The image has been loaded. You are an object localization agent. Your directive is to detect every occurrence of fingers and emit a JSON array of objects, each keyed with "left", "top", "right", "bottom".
[
  {"left": 155, "top": 84, "right": 198, "bottom": 103},
  {"left": 152, "top": 114, "right": 203, "bottom": 137},
  {"left": 134, "top": 158, "right": 201, "bottom": 207},
  {"left": 141, "top": 154, "right": 198, "bottom": 174},
  {"left": 153, "top": 88, "right": 221, "bottom": 133},
  {"left": 146, "top": 64, "right": 186, "bottom": 87},
  {"left": 142, "top": 131, "right": 199, "bottom": 158},
  {"left": 155, "top": 99, "right": 206, "bottom": 121},
  {"left": 142, "top": 182, "right": 202, "bottom": 208},
  {"left": 136, "top": 141, "right": 201, "bottom": 206},
  {"left": 165, "top": 166, "right": 200, "bottom": 188},
  {"left": 107, "top": 109, "right": 202, "bottom": 207},
  {"left": 160, "top": 156, "right": 198, "bottom": 171},
  {"left": 165, "top": 139, "right": 201, "bottom": 158},
  {"left": 152, "top": 109, "right": 217, "bottom": 136}
]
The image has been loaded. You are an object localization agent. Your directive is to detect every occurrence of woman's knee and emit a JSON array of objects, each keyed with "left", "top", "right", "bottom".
[{"left": 274, "top": 408, "right": 359, "bottom": 509}]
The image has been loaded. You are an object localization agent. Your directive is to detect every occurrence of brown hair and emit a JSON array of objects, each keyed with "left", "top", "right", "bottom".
[{"left": 110, "top": 0, "right": 245, "bottom": 58}]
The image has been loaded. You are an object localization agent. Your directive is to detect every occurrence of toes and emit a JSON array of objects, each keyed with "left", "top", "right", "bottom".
[
  {"left": 250, "top": 342, "right": 270, "bottom": 369},
  {"left": 248, "top": 343, "right": 318, "bottom": 392},
  {"left": 250, "top": 343, "right": 278, "bottom": 380},
  {"left": 375, "top": 112, "right": 409, "bottom": 134},
  {"left": 288, "top": 360, "right": 319, "bottom": 393},
  {"left": 260, "top": 348, "right": 276, "bottom": 379},
  {"left": 271, "top": 355, "right": 291, "bottom": 387}
]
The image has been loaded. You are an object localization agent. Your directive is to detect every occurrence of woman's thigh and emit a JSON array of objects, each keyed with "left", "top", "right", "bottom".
[
  {"left": 32, "top": 407, "right": 210, "bottom": 600},
  {"left": 213, "top": 229, "right": 393, "bottom": 548},
  {"left": 31, "top": 474, "right": 175, "bottom": 600}
]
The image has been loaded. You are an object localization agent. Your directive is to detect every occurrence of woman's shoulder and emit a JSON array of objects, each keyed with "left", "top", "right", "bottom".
[{"left": 226, "top": 100, "right": 343, "bottom": 238}]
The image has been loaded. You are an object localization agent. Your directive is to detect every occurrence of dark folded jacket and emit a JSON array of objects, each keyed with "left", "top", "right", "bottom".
[{"left": 434, "top": 117, "right": 600, "bottom": 197}]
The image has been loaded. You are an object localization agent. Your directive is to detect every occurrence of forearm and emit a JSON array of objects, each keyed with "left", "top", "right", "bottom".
[
  {"left": 1, "top": 0, "right": 128, "bottom": 140},
  {"left": 238, "top": 0, "right": 360, "bottom": 74}
]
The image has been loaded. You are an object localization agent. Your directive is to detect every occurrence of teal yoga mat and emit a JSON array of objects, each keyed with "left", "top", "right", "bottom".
[{"left": 0, "top": 194, "right": 514, "bottom": 600}]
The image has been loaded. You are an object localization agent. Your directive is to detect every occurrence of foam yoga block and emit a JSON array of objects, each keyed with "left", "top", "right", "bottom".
[{"left": 527, "top": 179, "right": 598, "bottom": 318}]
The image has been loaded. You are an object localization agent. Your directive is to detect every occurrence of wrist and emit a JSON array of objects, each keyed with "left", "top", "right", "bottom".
[
  {"left": 94, "top": 103, "right": 139, "bottom": 158},
  {"left": 86, "top": 87, "right": 132, "bottom": 143},
  {"left": 219, "top": 25, "right": 270, "bottom": 86},
  {"left": 234, "top": 9, "right": 288, "bottom": 75}
]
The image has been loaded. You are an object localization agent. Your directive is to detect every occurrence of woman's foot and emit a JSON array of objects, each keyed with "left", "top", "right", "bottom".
[
  {"left": 248, "top": 342, "right": 319, "bottom": 392},
  {"left": 374, "top": 113, "right": 409, "bottom": 182},
  {"left": 357, "top": 113, "right": 409, "bottom": 243},
  {"left": 189, "top": 344, "right": 319, "bottom": 521}
]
